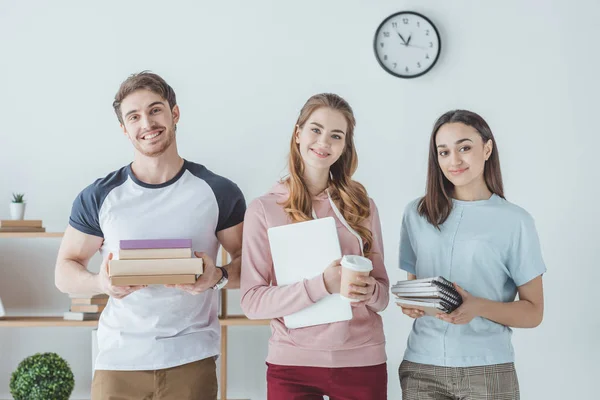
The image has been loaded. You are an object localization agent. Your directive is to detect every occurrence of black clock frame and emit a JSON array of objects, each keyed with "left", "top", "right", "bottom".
[{"left": 373, "top": 11, "right": 442, "bottom": 79}]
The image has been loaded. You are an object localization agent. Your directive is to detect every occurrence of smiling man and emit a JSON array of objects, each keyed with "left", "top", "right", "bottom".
[{"left": 54, "top": 71, "right": 245, "bottom": 400}]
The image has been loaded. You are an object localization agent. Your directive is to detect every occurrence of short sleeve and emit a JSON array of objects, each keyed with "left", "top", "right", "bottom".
[
  {"left": 215, "top": 180, "right": 246, "bottom": 232},
  {"left": 69, "top": 182, "right": 103, "bottom": 238},
  {"left": 507, "top": 213, "right": 547, "bottom": 286},
  {"left": 399, "top": 203, "right": 417, "bottom": 275}
]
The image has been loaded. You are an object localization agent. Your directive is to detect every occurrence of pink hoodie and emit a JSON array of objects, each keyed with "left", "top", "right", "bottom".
[{"left": 240, "top": 182, "right": 389, "bottom": 368}]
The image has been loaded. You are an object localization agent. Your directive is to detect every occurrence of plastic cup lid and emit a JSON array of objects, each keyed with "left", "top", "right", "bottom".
[{"left": 340, "top": 255, "right": 373, "bottom": 272}]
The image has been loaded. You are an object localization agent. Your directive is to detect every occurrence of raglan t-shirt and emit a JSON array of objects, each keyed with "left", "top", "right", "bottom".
[{"left": 69, "top": 159, "right": 245, "bottom": 370}]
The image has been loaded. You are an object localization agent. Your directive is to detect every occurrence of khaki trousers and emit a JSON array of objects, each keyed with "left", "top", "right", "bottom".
[{"left": 91, "top": 356, "right": 218, "bottom": 400}]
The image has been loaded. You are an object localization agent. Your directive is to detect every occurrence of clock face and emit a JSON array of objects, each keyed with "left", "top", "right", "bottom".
[{"left": 374, "top": 11, "right": 441, "bottom": 78}]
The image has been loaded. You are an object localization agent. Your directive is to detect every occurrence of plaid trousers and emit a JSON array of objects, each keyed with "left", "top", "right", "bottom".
[{"left": 399, "top": 360, "right": 520, "bottom": 400}]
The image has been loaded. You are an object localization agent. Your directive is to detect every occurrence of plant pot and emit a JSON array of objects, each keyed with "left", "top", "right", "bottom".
[{"left": 10, "top": 203, "right": 26, "bottom": 220}]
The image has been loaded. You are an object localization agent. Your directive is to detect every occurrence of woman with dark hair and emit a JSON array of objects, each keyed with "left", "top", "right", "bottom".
[{"left": 398, "top": 110, "right": 546, "bottom": 399}]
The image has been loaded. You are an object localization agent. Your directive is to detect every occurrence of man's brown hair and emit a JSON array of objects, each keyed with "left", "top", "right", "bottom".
[{"left": 112, "top": 71, "right": 177, "bottom": 124}]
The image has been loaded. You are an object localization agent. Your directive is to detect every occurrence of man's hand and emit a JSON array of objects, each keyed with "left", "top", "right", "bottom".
[
  {"left": 166, "top": 252, "right": 221, "bottom": 295},
  {"left": 98, "top": 253, "right": 146, "bottom": 299}
]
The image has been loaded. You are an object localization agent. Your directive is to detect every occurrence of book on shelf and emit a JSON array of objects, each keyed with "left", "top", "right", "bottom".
[
  {"left": 110, "top": 274, "right": 197, "bottom": 286},
  {"left": 63, "top": 311, "right": 102, "bottom": 321},
  {"left": 64, "top": 293, "right": 109, "bottom": 321},
  {"left": 70, "top": 304, "right": 106, "bottom": 313},
  {"left": 71, "top": 296, "right": 109, "bottom": 305},
  {"left": 69, "top": 293, "right": 109, "bottom": 300},
  {"left": 0, "top": 220, "right": 43, "bottom": 228},
  {"left": 0, "top": 226, "right": 46, "bottom": 232}
]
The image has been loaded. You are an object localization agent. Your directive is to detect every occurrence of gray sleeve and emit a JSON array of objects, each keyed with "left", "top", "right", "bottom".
[
  {"left": 69, "top": 182, "right": 103, "bottom": 238},
  {"left": 68, "top": 167, "right": 128, "bottom": 238},
  {"left": 214, "top": 179, "right": 246, "bottom": 232}
]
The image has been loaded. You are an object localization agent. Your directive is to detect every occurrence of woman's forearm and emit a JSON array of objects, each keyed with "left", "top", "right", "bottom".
[{"left": 476, "top": 297, "right": 543, "bottom": 328}]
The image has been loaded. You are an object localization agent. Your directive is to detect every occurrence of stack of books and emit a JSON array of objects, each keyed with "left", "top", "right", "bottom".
[
  {"left": 391, "top": 276, "right": 463, "bottom": 316},
  {"left": 108, "top": 239, "right": 203, "bottom": 285},
  {"left": 0, "top": 220, "right": 45, "bottom": 232},
  {"left": 64, "top": 293, "right": 108, "bottom": 321}
]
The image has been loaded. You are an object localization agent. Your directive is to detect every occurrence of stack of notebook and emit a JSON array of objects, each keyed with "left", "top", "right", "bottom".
[
  {"left": 0, "top": 220, "right": 45, "bottom": 232},
  {"left": 64, "top": 293, "right": 108, "bottom": 321},
  {"left": 108, "top": 239, "right": 203, "bottom": 285},
  {"left": 391, "top": 276, "right": 463, "bottom": 316}
]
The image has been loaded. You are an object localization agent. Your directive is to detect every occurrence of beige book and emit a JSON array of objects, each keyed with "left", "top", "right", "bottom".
[
  {"left": 71, "top": 297, "right": 109, "bottom": 305},
  {"left": 63, "top": 311, "right": 101, "bottom": 321},
  {"left": 111, "top": 274, "right": 197, "bottom": 285},
  {"left": 70, "top": 304, "right": 106, "bottom": 313},
  {"left": 119, "top": 248, "right": 192, "bottom": 260},
  {"left": 109, "top": 258, "right": 203, "bottom": 277},
  {"left": 0, "top": 227, "right": 45, "bottom": 232},
  {"left": 69, "top": 293, "right": 109, "bottom": 299},
  {"left": 1, "top": 220, "right": 43, "bottom": 228}
]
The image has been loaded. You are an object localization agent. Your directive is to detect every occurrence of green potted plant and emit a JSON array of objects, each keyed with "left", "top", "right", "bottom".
[
  {"left": 10, "top": 193, "right": 25, "bottom": 220},
  {"left": 10, "top": 352, "right": 74, "bottom": 400}
]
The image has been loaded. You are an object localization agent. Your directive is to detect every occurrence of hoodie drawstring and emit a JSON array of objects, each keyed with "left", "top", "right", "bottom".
[{"left": 312, "top": 190, "right": 364, "bottom": 256}]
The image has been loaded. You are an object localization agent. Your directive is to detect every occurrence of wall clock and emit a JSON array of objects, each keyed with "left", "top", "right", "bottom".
[{"left": 374, "top": 11, "right": 441, "bottom": 78}]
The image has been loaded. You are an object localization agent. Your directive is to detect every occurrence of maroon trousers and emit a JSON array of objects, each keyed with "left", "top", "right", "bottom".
[{"left": 266, "top": 362, "right": 388, "bottom": 400}]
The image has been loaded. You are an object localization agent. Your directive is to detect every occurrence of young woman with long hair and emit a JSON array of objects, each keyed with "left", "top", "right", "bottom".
[
  {"left": 241, "top": 93, "right": 389, "bottom": 400},
  {"left": 398, "top": 110, "right": 546, "bottom": 399}
]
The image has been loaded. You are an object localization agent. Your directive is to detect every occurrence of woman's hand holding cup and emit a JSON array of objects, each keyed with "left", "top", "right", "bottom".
[
  {"left": 340, "top": 255, "right": 374, "bottom": 305},
  {"left": 323, "top": 259, "right": 342, "bottom": 294}
]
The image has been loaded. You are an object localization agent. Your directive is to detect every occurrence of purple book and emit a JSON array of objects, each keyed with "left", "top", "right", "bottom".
[{"left": 119, "top": 239, "right": 192, "bottom": 250}]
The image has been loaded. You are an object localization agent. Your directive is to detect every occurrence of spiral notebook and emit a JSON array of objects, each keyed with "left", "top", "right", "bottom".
[
  {"left": 268, "top": 217, "right": 352, "bottom": 329},
  {"left": 392, "top": 276, "right": 463, "bottom": 314}
]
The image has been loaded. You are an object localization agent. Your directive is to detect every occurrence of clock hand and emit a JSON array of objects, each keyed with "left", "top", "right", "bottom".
[
  {"left": 406, "top": 43, "right": 428, "bottom": 50},
  {"left": 396, "top": 32, "right": 407, "bottom": 45},
  {"left": 406, "top": 34, "right": 412, "bottom": 46}
]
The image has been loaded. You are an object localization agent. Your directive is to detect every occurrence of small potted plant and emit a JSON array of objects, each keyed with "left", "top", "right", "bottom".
[
  {"left": 10, "top": 193, "right": 26, "bottom": 220},
  {"left": 10, "top": 352, "right": 74, "bottom": 400}
]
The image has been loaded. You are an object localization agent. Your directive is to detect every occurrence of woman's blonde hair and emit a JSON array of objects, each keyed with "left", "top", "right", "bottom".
[{"left": 281, "top": 93, "right": 373, "bottom": 256}]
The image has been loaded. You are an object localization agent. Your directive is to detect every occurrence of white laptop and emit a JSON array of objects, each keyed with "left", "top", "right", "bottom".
[{"left": 268, "top": 217, "right": 352, "bottom": 329}]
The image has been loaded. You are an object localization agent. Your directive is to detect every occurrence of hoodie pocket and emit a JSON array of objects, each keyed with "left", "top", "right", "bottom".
[
  {"left": 286, "top": 306, "right": 381, "bottom": 350},
  {"left": 287, "top": 319, "right": 351, "bottom": 350},
  {"left": 347, "top": 305, "right": 382, "bottom": 347}
]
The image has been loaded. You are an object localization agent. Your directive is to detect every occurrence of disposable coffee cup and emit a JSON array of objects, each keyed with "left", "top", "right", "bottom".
[{"left": 340, "top": 255, "right": 373, "bottom": 302}]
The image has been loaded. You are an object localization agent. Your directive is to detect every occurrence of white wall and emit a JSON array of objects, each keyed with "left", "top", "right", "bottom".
[{"left": 0, "top": 0, "right": 598, "bottom": 398}]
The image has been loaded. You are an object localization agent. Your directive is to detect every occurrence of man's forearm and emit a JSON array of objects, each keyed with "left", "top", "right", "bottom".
[
  {"left": 55, "top": 259, "right": 102, "bottom": 295},
  {"left": 223, "top": 254, "right": 241, "bottom": 289}
]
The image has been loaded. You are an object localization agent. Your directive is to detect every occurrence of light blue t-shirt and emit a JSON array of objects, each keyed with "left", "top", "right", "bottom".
[{"left": 399, "top": 194, "right": 546, "bottom": 367}]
